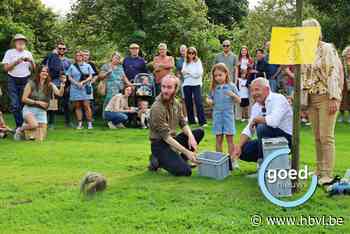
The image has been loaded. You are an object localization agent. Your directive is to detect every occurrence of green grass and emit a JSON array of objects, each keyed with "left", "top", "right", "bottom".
[{"left": 0, "top": 114, "right": 349, "bottom": 234}]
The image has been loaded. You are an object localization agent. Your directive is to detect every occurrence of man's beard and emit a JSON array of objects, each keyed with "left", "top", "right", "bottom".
[{"left": 161, "top": 91, "right": 176, "bottom": 103}]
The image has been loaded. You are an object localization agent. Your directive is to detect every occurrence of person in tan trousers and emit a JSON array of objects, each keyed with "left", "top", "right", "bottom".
[{"left": 301, "top": 19, "right": 344, "bottom": 186}]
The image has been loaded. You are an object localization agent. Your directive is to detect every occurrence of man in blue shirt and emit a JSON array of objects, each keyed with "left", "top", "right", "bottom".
[
  {"left": 43, "top": 42, "right": 72, "bottom": 128},
  {"left": 123, "top": 43, "right": 148, "bottom": 82}
]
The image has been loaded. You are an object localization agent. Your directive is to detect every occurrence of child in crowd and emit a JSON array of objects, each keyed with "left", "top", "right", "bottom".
[
  {"left": 237, "top": 69, "right": 250, "bottom": 122},
  {"left": 137, "top": 100, "right": 150, "bottom": 129},
  {"left": 136, "top": 76, "right": 152, "bottom": 97},
  {"left": 207, "top": 63, "right": 241, "bottom": 169}
]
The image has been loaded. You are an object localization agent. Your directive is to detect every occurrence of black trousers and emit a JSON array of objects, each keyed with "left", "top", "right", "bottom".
[
  {"left": 151, "top": 128, "right": 204, "bottom": 176},
  {"left": 183, "top": 85, "right": 206, "bottom": 125},
  {"left": 48, "top": 85, "right": 71, "bottom": 125}
]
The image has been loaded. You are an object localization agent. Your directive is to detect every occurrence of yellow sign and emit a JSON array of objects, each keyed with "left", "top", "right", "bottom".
[{"left": 269, "top": 27, "right": 321, "bottom": 65}]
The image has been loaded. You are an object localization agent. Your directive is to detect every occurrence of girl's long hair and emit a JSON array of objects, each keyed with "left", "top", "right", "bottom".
[
  {"left": 238, "top": 46, "right": 252, "bottom": 61},
  {"left": 33, "top": 65, "right": 52, "bottom": 96},
  {"left": 210, "top": 63, "right": 230, "bottom": 91}
]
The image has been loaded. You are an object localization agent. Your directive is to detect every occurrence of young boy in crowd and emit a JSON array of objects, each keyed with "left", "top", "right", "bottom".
[{"left": 137, "top": 100, "right": 150, "bottom": 129}]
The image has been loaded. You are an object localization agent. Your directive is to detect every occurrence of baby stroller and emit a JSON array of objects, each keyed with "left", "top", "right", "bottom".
[
  {"left": 130, "top": 73, "right": 155, "bottom": 128},
  {"left": 133, "top": 73, "right": 156, "bottom": 105}
]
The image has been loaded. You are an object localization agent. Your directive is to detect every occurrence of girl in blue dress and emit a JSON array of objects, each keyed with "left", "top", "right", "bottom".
[
  {"left": 207, "top": 63, "right": 241, "bottom": 169},
  {"left": 66, "top": 51, "right": 94, "bottom": 129}
]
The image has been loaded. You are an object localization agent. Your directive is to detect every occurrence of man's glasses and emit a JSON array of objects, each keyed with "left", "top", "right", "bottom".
[
  {"left": 223, "top": 45, "right": 230, "bottom": 48},
  {"left": 58, "top": 48, "right": 66, "bottom": 51}
]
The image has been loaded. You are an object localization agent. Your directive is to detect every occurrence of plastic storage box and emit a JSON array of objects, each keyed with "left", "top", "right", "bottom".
[
  {"left": 197, "top": 152, "right": 230, "bottom": 180},
  {"left": 262, "top": 137, "right": 292, "bottom": 197}
]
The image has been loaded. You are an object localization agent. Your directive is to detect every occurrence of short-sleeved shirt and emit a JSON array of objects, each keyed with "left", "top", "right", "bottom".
[
  {"left": 66, "top": 63, "right": 94, "bottom": 101},
  {"left": 209, "top": 83, "right": 239, "bottom": 112},
  {"left": 101, "top": 63, "right": 126, "bottom": 105},
  {"left": 149, "top": 95, "right": 187, "bottom": 141},
  {"left": 153, "top": 56, "right": 174, "bottom": 84},
  {"left": 213, "top": 52, "right": 237, "bottom": 81},
  {"left": 45, "top": 53, "right": 71, "bottom": 84},
  {"left": 2, "top": 49, "right": 34, "bottom": 77},
  {"left": 123, "top": 56, "right": 148, "bottom": 82}
]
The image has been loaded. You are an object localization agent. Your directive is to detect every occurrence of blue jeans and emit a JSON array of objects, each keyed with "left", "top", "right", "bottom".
[
  {"left": 7, "top": 75, "right": 29, "bottom": 128},
  {"left": 240, "top": 124, "right": 292, "bottom": 162},
  {"left": 183, "top": 85, "right": 206, "bottom": 125},
  {"left": 104, "top": 111, "right": 128, "bottom": 125}
]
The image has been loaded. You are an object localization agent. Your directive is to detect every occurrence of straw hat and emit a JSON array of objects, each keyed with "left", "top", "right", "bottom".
[{"left": 11, "top": 34, "right": 28, "bottom": 43}]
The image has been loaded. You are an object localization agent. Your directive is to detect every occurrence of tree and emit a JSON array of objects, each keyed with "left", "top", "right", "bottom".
[
  {"left": 65, "top": 0, "right": 219, "bottom": 64},
  {"left": 307, "top": 0, "right": 350, "bottom": 50},
  {"left": 0, "top": 0, "right": 60, "bottom": 59},
  {"left": 204, "top": 0, "right": 249, "bottom": 26}
]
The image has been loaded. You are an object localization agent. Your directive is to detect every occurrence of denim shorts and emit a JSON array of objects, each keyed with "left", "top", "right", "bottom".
[
  {"left": 212, "top": 110, "right": 236, "bottom": 135},
  {"left": 22, "top": 105, "right": 47, "bottom": 124}
]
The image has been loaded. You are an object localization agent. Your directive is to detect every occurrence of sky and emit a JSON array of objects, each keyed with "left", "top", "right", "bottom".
[{"left": 42, "top": 0, "right": 261, "bottom": 16}]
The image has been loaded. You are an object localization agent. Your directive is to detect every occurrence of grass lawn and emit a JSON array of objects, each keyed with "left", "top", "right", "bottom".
[{"left": 0, "top": 114, "right": 349, "bottom": 234}]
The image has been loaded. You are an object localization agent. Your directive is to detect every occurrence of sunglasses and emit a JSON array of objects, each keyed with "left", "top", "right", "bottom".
[
  {"left": 223, "top": 45, "right": 230, "bottom": 48},
  {"left": 188, "top": 52, "right": 196, "bottom": 55},
  {"left": 58, "top": 47, "right": 66, "bottom": 51}
]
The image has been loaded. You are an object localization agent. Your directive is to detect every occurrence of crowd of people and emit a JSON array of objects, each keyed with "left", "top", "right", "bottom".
[{"left": 0, "top": 18, "right": 349, "bottom": 185}]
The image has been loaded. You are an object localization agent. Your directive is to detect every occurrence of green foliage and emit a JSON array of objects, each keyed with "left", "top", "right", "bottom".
[
  {"left": 307, "top": 0, "right": 350, "bottom": 50},
  {"left": 64, "top": 0, "right": 226, "bottom": 65},
  {"left": 204, "top": 0, "right": 249, "bottom": 26},
  {"left": 0, "top": 0, "right": 61, "bottom": 59},
  {"left": 0, "top": 116, "right": 350, "bottom": 233}
]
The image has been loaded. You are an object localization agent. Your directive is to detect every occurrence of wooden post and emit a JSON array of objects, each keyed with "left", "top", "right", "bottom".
[{"left": 292, "top": 0, "right": 303, "bottom": 190}]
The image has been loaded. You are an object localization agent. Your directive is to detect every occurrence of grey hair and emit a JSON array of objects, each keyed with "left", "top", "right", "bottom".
[
  {"left": 342, "top": 46, "right": 350, "bottom": 57},
  {"left": 158, "top": 43, "right": 167, "bottom": 50},
  {"left": 222, "top": 40, "right": 231, "bottom": 45},
  {"left": 302, "top": 18, "right": 322, "bottom": 40},
  {"left": 251, "top": 77, "right": 270, "bottom": 89},
  {"left": 180, "top": 44, "right": 187, "bottom": 50}
]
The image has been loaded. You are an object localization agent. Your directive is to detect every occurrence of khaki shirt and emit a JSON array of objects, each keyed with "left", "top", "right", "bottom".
[{"left": 149, "top": 95, "right": 187, "bottom": 142}]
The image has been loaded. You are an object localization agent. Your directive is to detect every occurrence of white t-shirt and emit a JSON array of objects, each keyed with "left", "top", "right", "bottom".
[
  {"left": 1, "top": 49, "right": 34, "bottom": 77},
  {"left": 240, "top": 58, "right": 249, "bottom": 70},
  {"left": 238, "top": 78, "right": 249, "bottom": 98}
]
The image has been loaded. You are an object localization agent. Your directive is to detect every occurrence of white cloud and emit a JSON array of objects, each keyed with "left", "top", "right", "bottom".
[{"left": 41, "top": 0, "right": 76, "bottom": 15}]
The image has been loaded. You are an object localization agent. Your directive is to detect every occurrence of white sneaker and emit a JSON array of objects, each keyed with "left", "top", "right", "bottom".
[
  {"left": 301, "top": 118, "right": 308, "bottom": 124},
  {"left": 87, "top": 122, "right": 93, "bottom": 130},
  {"left": 76, "top": 123, "right": 83, "bottom": 130},
  {"left": 232, "top": 159, "right": 240, "bottom": 170},
  {"left": 108, "top": 121, "right": 117, "bottom": 129},
  {"left": 116, "top": 123, "right": 126, "bottom": 129},
  {"left": 13, "top": 128, "right": 24, "bottom": 141}
]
